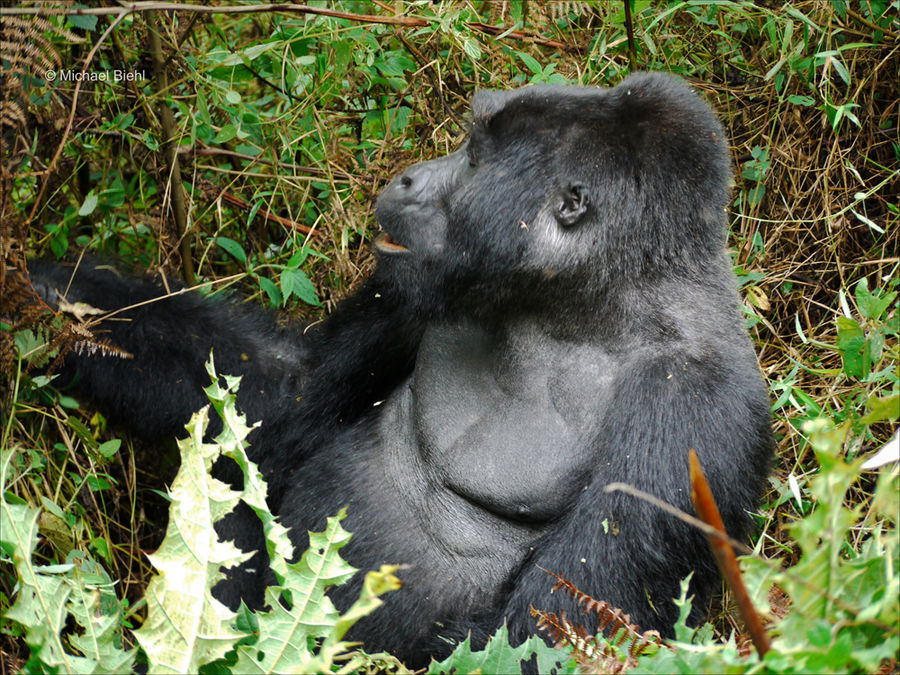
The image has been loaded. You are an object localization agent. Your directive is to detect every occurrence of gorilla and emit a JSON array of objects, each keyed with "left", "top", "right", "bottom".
[{"left": 27, "top": 72, "right": 773, "bottom": 666}]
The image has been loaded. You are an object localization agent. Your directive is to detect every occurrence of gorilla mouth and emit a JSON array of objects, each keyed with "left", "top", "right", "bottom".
[{"left": 374, "top": 232, "right": 409, "bottom": 253}]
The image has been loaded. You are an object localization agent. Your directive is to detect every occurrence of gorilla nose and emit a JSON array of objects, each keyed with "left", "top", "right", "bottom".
[
  {"left": 382, "top": 167, "right": 429, "bottom": 204},
  {"left": 390, "top": 152, "right": 462, "bottom": 200},
  {"left": 396, "top": 165, "right": 426, "bottom": 194}
]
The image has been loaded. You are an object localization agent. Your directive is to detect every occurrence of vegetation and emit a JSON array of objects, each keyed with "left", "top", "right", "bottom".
[{"left": 0, "top": 1, "right": 897, "bottom": 673}]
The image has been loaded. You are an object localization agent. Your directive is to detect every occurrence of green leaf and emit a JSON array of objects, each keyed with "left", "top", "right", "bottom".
[
  {"left": 58, "top": 395, "right": 81, "bottom": 409},
  {"left": 258, "top": 276, "right": 282, "bottom": 307},
  {"left": 66, "top": 554, "right": 135, "bottom": 672},
  {"left": 836, "top": 316, "right": 871, "bottom": 378},
  {"left": 233, "top": 511, "right": 356, "bottom": 672},
  {"left": 379, "top": 51, "right": 415, "bottom": 77},
  {"left": 67, "top": 8, "right": 98, "bottom": 31},
  {"left": 462, "top": 36, "right": 482, "bottom": 60},
  {"left": 518, "top": 52, "right": 544, "bottom": 75},
  {"left": 178, "top": 358, "right": 402, "bottom": 673},
  {"left": 216, "top": 236, "right": 247, "bottom": 264},
  {"left": 746, "top": 183, "right": 766, "bottom": 207},
  {"left": 280, "top": 267, "right": 320, "bottom": 306},
  {"left": 854, "top": 278, "right": 897, "bottom": 319},
  {"left": 97, "top": 439, "right": 121, "bottom": 459},
  {"left": 788, "top": 94, "right": 815, "bottom": 106},
  {"left": 78, "top": 191, "right": 99, "bottom": 217},
  {"left": 860, "top": 395, "right": 899, "bottom": 425},
  {"left": 142, "top": 129, "right": 161, "bottom": 151},
  {"left": 427, "top": 623, "right": 575, "bottom": 675},
  {"left": 134, "top": 401, "right": 252, "bottom": 673},
  {"left": 1, "top": 451, "right": 135, "bottom": 673},
  {"left": 286, "top": 248, "right": 308, "bottom": 268},
  {"left": 240, "top": 41, "right": 278, "bottom": 63},
  {"left": 110, "top": 112, "right": 134, "bottom": 130},
  {"left": 213, "top": 124, "right": 238, "bottom": 144}
]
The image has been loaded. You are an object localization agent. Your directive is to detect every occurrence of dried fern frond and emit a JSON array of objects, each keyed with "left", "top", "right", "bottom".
[
  {"left": 67, "top": 321, "right": 133, "bottom": 360},
  {"left": 0, "top": 14, "right": 82, "bottom": 82},
  {"left": 0, "top": 100, "right": 26, "bottom": 135},
  {"left": 532, "top": 568, "right": 669, "bottom": 673},
  {"left": 548, "top": 2, "right": 596, "bottom": 23}
]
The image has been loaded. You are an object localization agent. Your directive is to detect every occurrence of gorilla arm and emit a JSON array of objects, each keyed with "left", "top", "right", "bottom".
[
  {"left": 495, "top": 345, "right": 772, "bottom": 641},
  {"left": 26, "top": 259, "right": 308, "bottom": 443},
  {"left": 25, "top": 259, "right": 429, "bottom": 500}
]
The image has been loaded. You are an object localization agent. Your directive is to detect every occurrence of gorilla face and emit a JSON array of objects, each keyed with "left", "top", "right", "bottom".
[{"left": 374, "top": 149, "right": 468, "bottom": 257}]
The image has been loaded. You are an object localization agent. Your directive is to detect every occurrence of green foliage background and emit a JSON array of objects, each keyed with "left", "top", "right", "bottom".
[{"left": 0, "top": 1, "right": 897, "bottom": 673}]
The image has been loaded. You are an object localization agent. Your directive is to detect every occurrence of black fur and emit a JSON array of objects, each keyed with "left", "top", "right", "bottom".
[{"left": 28, "top": 73, "right": 773, "bottom": 667}]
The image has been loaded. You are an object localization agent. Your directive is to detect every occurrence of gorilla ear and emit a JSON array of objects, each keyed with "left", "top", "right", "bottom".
[{"left": 555, "top": 184, "right": 589, "bottom": 228}]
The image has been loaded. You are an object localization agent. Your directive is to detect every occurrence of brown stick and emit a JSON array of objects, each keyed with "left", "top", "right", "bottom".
[
  {"left": 146, "top": 11, "right": 195, "bottom": 286},
  {"left": 218, "top": 192, "right": 311, "bottom": 235},
  {"left": 466, "top": 22, "right": 573, "bottom": 51},
  {"left": 0, "top": 3, "right": 428, "bottom": 24},
  {"left": 0, "top": 3, "right": 579, "bottom": 49},
  {"left": 689, "top": 449, "right": 771, "bottom": 658}
]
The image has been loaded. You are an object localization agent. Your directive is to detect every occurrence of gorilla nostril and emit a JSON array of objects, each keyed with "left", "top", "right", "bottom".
[{"left": 400, "top": 175, "right": 412, "bottom": 188}]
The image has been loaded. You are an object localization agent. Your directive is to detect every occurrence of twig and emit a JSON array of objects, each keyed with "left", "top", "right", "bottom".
[
  {"left": 146, "top": 11, "right": 195, "bottom": 286},
  {"left": 466, "top": 22, "right": 574, "bottom": 51},
  {"left": 623, "top": 0, "right": 637, "bottom": 71},
  {"left": 80, "top": 273, "right": 247, "bottom": 326},
  {"left": 603, "top": 482, "right": 753, "bottom": 553},
  {"left": 689, "top": 449, "right": 771, "bottom": 659},
  {"left": 0, "top": 2, "right": 579, "bottom": 50},
  {"left": 217, "top": 192, "right": 311, "bottom": 234},
  {"left": 0, "top": 3, "right": 429, "bottom": 25},
  {"left": 845, "top": 6, "right": 898, "bottom": 40}
]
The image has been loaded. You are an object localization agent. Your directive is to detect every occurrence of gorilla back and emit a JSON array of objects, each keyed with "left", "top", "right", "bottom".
[{"left": 29, "top": 73, "right": 773, "bottom": 666}]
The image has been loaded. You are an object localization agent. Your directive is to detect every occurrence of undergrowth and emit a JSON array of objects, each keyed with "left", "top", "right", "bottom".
[{"left": 0, "top": 1, "right": 897, "bottom": 673}]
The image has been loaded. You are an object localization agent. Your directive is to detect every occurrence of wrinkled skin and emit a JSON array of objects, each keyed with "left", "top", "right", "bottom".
[{"left": 27, "top": 73, "right": 773, "bottom": 667}]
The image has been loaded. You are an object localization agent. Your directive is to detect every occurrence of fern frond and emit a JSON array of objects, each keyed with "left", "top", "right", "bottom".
[{"left": 534, "top": 568, "right": 669, "bottom": 672}]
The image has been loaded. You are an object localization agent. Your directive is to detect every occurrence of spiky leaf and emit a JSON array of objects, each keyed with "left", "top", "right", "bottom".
[
  {"left": 133, "top": 403, "right": 251, "bottom": 673},
  {"left": 426, "top": 623, "right": 577, "bottom": 675}
]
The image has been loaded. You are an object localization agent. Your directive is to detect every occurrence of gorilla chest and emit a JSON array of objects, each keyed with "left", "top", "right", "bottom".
[{"left": 410, "top": 323, "right": 616, "bottom": 522}]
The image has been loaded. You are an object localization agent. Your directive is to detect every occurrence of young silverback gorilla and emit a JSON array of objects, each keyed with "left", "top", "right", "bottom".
[{"left": 29, "top": 73, "right": 773, "bottom": 666}]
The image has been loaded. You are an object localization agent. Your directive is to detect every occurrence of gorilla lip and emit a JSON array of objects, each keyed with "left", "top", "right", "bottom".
[{"left": 374, "top": 232, "right": 409, "bottom": 253}]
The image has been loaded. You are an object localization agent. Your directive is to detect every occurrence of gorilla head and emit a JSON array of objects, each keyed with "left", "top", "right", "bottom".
[{"left": 373, "top": 73, "right": 732, "bottom": 323}]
